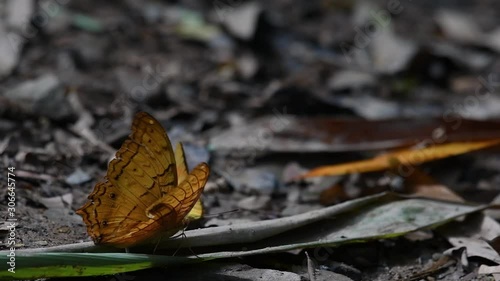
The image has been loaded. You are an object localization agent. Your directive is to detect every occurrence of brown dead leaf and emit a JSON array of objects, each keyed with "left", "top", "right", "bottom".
[
  {"left": 404, "top": 168, "right": 464, "bottom": 202},
  {"left": 319, "top": 183, "right": 349, "bottom": 206},
  {"left": 210, "top": 117, "right": 500, "bottom": 154}
]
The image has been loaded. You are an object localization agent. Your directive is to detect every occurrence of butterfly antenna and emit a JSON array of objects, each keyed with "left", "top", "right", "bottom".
[{"left": 203, "top": 209, "right": 240, "bottom": 218}]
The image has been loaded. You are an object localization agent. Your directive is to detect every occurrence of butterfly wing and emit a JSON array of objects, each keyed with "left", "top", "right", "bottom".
[
  {"left": 175, "top": 142, "right": 204, "bottom": 221},
  {"left": 146, "top": 162, "right": 209, "bottom": 228},
  {"left": 77, "top": 112, "right": 178, "bottom": 246},
  {"left": 175, "top": 142, "right": 189, "bottom": 183}
]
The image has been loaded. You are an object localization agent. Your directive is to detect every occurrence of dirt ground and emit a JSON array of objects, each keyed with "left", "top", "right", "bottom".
[{"left": 2, "top": 0, "right": 500, "bottom": 280}]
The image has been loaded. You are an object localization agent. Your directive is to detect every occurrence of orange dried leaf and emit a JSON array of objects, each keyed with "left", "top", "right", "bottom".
[{"left": 299, "top": 140, "right": 500, "bottom": 179}]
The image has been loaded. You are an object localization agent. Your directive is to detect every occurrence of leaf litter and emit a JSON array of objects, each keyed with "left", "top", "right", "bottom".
[{"left": 2, "top": 0, "right": 500, "bottom": 280}]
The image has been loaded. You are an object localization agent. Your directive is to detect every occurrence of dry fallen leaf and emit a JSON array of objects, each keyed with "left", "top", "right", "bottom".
[
  {"left": 404, "top": 168, "right": 463, "bottom": 202},
  {"left": 299, "top": 140, "right": 500, "bottom": 179}
]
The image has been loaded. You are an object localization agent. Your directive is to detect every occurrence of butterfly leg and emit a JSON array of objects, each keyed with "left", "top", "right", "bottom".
[
  {"left": 171, "top": 230, "right": 200, "bottom": 258},
  {"left": 153, "top": 236, "right": 163, "bottom": 254},
  {"left": 171, "top": 228, "right": 188, "bottom": 257}
]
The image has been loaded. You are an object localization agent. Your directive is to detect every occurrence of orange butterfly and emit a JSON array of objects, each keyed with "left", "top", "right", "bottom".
[{"left": 76, "top": 112, "right": 209, "bottom": 248}]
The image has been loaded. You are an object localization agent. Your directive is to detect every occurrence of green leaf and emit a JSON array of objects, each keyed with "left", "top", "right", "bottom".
[{"left": 0, "top": 252, "right": 197, "bottom": 280}]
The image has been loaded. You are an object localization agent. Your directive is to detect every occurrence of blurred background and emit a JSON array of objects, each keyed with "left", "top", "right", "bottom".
[{"left": 2, "top": 0, "right": 500, "bottom": 279}]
